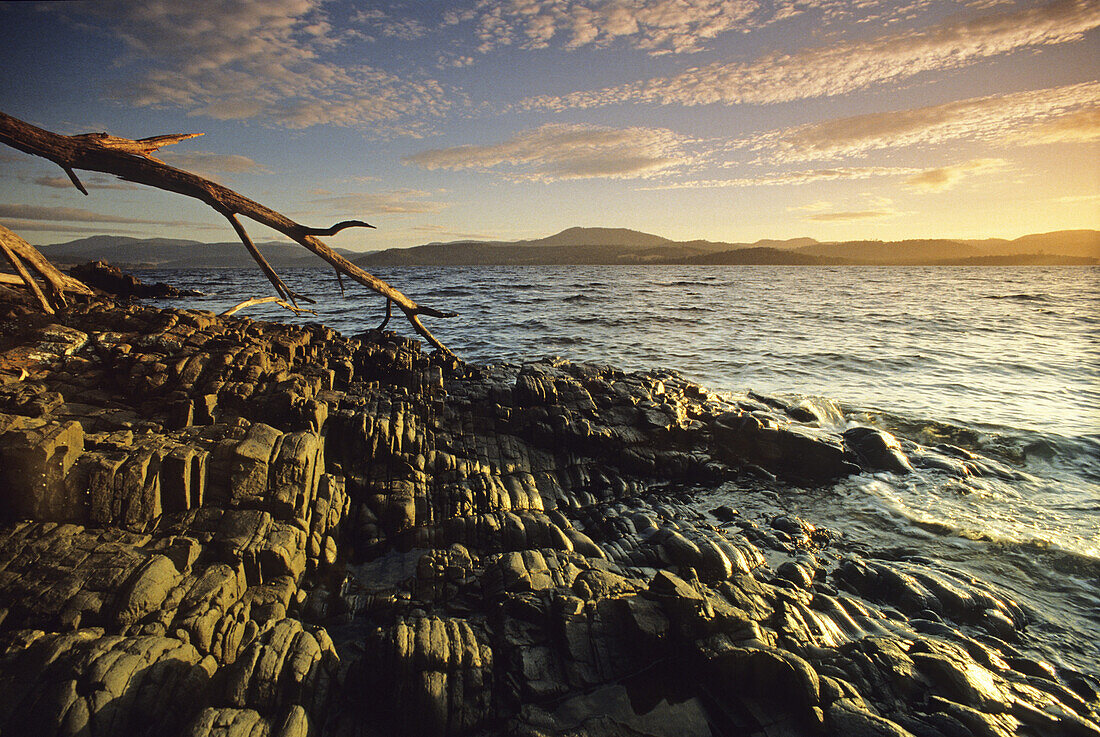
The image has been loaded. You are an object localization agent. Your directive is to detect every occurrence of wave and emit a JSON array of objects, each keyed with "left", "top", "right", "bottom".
[{"left": 985, "top": 293, "right": 1053, "bottom": 302}]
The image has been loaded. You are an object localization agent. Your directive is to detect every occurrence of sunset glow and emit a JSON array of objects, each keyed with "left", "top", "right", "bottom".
[{"left": 1, "top": 0, "right": 1097, "bottom": 250}]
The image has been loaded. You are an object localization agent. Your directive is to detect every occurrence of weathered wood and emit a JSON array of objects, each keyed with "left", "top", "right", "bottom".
[
  {"left": 0, "top": 271, "right": 90, "bottom": 294},
  {"left": 0, "top": 111, "right": 457, "bottom": 355},
  {"left": 0, "top": 240, "right": 52, "bottom": 313},
  {"left": 220, "top": 295, "right": 316, "bottom": 317},
  {"left": 0, "top": 224, "right": 94, "bottom": 311}
]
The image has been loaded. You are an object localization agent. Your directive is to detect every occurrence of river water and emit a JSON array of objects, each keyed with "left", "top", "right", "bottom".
[{"left": 147, "top": 265, "right": 1100, "bottom": 672}]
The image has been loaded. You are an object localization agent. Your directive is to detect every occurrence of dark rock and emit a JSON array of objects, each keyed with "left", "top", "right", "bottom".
[
  {"left": 844, "top": 426, "right": 914, "bottom": 474},
  {"left": 70, "top": 261, "right": 203, "bottom": 299},
  {"left": 0, "top": 298, "right": 1095, "bottom": 737}
]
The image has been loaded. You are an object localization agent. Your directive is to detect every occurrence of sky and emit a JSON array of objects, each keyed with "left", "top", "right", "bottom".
[{"left": 0, "top": 0, "right": 1098, "bottom": 252}]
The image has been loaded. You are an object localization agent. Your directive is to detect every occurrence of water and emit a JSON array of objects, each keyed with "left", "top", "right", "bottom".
[{"left": 147, "top": 265, "right": 1100, "bottom": 672}]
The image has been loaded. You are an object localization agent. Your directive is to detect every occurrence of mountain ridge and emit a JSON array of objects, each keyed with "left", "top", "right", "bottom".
[
  {"left": 36, "top": 236, "right": 359, "bottom": 269},
  {"left": 23, "top": 227, "right": 1100, "bottom": 267},
  {"left": 355, "top": 227, "right": 1099, "bottom": 266}
]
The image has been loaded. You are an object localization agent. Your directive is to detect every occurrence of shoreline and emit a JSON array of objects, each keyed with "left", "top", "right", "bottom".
[{"left": 0, "top": 297, "right": 1097, "bottom": 736}]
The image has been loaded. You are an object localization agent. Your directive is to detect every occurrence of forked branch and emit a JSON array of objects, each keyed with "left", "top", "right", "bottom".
[
  {"left": 0, "top": 224, "right": 94, "bottom": 312},
  {"left": 0, "top": 111, "right": 457, "bottom": 355}
]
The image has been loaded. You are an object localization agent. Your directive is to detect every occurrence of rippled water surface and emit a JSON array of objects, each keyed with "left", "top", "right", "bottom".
[
  {"left": 151, "top": 265, "right": 1099, "bottom": 435},
  {"left": 148, "top": 265, "right": 1100, "bottom": 670}
]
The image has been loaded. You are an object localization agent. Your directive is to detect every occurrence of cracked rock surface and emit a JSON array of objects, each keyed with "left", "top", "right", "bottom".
[{"left": 0, "top": 299, "right": 1096, "bottom": 737}]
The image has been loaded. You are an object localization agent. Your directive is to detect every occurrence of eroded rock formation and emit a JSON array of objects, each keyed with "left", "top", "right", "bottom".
[{"left": 0, "top": 299, "right": 1096, "bottom": 737}]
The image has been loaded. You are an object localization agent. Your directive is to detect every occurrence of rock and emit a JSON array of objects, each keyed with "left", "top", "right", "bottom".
[
  {"left": 843, "top": 427, "right": 914, "bottom": 474},
  {"left": 70, "top": 261, "right": 202, "bottom": 299},
  {"left": 113, "top": 553, "right": 182, "bottom": 629},
  {"left": 910, "top": 640, "right": 1008, "bottom": 712},
  {"left": 826, "top": 697, "right": 916, "bottom": 737},
  {"left": 0, "top": 298, "right": 1095, "bottom": 737},
  {"left": 704, "top": 645, "right": 821, "bottom": 721},
  {"left": 713, "top": 412, "right": 860, "bottom": 482},
  {"left": 0, "top": 417, "right": 85, "bottom": 521}
]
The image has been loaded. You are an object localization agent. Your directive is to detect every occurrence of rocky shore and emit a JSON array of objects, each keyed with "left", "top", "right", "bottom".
[{"left": 0, "top": 296, "right": 1097, "bottom": 737}]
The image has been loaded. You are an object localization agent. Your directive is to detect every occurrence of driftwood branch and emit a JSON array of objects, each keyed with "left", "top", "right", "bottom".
[
  {"left": 0, "top": 224, "right": 94, "bottom": 312},
  {"left": 220, "top": 295, "right": 316, "bottom": 317},
  {"left": 0, "top": 111, "right": 457, "bottom": 355},
  {"left": 378, "top": 298, "right": 393, "bottom": 331}
]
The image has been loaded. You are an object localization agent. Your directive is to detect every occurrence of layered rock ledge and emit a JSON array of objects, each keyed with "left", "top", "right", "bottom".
[{"left": 0, "top": 299, "right": 1096, "bottom": 737}]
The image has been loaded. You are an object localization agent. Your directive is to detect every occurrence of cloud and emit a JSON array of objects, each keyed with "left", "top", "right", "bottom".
[
  {"left": 640, "top": 165, "right": 923, "bottom": 189},
  {"left": 746, "top": 82, "right": 1100, "bottom": 162},
  {"left": 1015, "top": 107, "right": 1100, "bottom": 144},
  {"left": 33, "top": 175, "right": 140, "bottom": 191},
  {"left": 463, "top": 0, "right": 760, "bottom": 55},
  {"left": 67, "top": 0, "right": 451, "bottom": 133},
  {"left": 459, "top": 0, "right": 947, "bottom": 56},
  {"left": 806, "top": 210, "right": 896, "bottom": 222},
  {"left": 903, "top": 158, "right": 1006, "bottom": 192},
  {"left": 1054, "top": 193, "right": 1100, "bottom": 203},
  {"left": 313, "top": 190, "right": 448, "bottom": 214},
  {"left": 354, "top": 9, "right": 429, "bottom": 41},
  {"left": 404, "top": 123, "right": 694, "bottom": 182},
  {"left": 523, "top": 0, "right": 1100, "bottom": 109},
  {"left": 0, "top": 219, "right": 144, "bottom": 236},
  {"left": 787, "top": 200, "right": 834, "bottom": 213},
  {"left": 159, "top": 152, "right": 268, "bottom": 177},
  {"left": 0, "top": 204, "right": 181, "bottom": 225},
  {"left": 410, "top": 225, "right": 495, "bottom": 240}
]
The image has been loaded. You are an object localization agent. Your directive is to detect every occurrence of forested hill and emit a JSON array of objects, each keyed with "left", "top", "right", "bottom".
[{"left": 27, "top": 228, "right": 1100, "bottom": 267}]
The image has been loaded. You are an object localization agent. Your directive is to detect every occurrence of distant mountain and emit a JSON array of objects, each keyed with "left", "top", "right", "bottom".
[
  {"left": 355, "top": 227, "right": 819, "bottom": 267},
  {"left": 795, "top": 239, "right": 985, "bottom": 263},
  {"left": 522, "top": 226, "right": 672, "bottom": 249},
  {"left": 37, "top": 235, "right": 357, "bottom": 268},
  {"left": 1002, "top": 230, "right": 1100, "bottom": 258},
  {"left": 681, "top": 247, "right": 846, "bottom": 266},
  {"left": 30, "top": 227, "right": 1100, "bottom": 269}
]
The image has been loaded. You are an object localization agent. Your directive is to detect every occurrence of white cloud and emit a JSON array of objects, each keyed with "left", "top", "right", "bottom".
[
  {"left": 746, "top": 82, "right": 1100, "bottom": 162},
  {"left": 524, "top": 0, "right": 1100, "bottom": 109},
  {"left": 641, "top": 159, "right": 1008, "bottom": 191},
  {"left": 806, "top": 210, "right": 897, "bottom": 222},
  {"left": 1015, "top": 107, "right": 1100, "bottom": 144},
  {"left": 313, "top": 190, "right": 449, "bottom": 214},
  {"left": 70, "top": 0, "right": 451, "bottom": 133},
  {"left": 459, "top": 0, "right": 947, "bottom": 56},
  {"left": 0, "top": 203, "right": 179, "bottom": 225},
  {"left": 488, "top": 0, "right": 760, "bottom": 55},
  {"left": 33, "top": 174, "right": 140, "bottom": 191},
  {"left": 787, "top": 200, "right": 835, "bottom": 213},
  {"left": 404, "top": 123, "right": 695, "bottom": 181},
  {"left": 903, "top": 158, "right": 1006, "bottom": 192},
  {"left": 0, "top": 219, "right": 144, "bottom": 236},
  {"left": 640, "top": 165, "right": 924, "bottom": 189},
  {"left": 159, "top": 152, "right": 268, "bottom": 177},
  {"left": 354, "top": 9, "right": 429, "bottom": 40}
]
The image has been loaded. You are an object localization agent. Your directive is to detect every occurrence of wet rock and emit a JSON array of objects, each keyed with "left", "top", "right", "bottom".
[
  {"left": 71, "top": 261, "right": 203, "bottom": 299},
  {"left": 0, "top": 298, "right": 1096, "bottom": 737},
  {"left": 713, "top": 412, "right": 860, "bottom": 482},
  {"left": 843, "top": 426, "right": 914, "bottom": 474}
]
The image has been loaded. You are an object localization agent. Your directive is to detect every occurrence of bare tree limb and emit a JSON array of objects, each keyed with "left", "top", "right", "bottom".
[
  {"left": 378, "top": 298, "right": 393, "bottom": 331},
  {"left": 0, "top": 240, "right": 52, "bottom": 313},
  {"left": 0, "top": 111, "right": 458, "bottom": 356},
  {"left": 63, "top": 166, "right": 88, "bottom": 195},
  {"left": 0, "top": 267, "right": 91, "bottom": 295},
  {"left": 220, "top": 295, "right": 317, "bottom": 317},
  {"left": 0, "top": 224, "right": 94, "bottom": 311},
  {"left": 298, "top": 219, "right": 375, "bottom": 237},
  {"left": 223, "top": 211, "right": 313, "bottom": 305}
]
